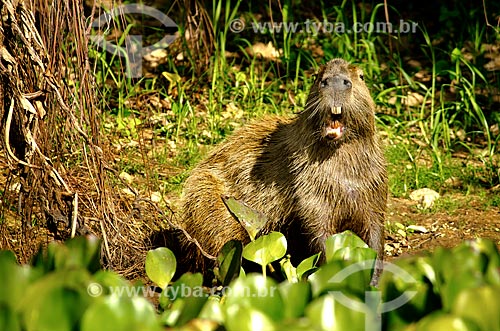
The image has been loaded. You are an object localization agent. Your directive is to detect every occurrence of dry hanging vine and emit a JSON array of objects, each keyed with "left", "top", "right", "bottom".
[{"left": 0, "top": 0, "right": 170, "bottom": 277}]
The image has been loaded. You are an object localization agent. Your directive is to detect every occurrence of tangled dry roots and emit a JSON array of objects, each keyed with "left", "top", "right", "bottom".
[{"left": 0, "top": 0, "right": 172, "bottom": 277}]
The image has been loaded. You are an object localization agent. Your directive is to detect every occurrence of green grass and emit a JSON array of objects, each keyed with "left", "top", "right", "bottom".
[
  {"left": 90, "top": 1, "right": 500, "bottom": 202},
  {"left": 484, "top": 193, "right": 500, "bottom": 208}
]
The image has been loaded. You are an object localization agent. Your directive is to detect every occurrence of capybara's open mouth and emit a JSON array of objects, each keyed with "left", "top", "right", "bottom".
[{"left": 324, "top": 106, "right": 345, "bottom": 140}]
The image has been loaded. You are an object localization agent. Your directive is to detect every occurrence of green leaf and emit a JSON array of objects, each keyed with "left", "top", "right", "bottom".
[
  {"left": 0, "top": 306, "right": 21, "bottom": 331},
  {"left": 161, "top": 272, "right": 203, "bottom": 305},
  {"left": 161, "top": 296, "right": 208, "bottom": 327},
  {"left": 451, "top": 47, "right": 462, "bottom": 62},
  {"left": 63, "top": 235, "right": 102, "bottom": 273},
  {"left": 25, "top": 287, "right": 88, "bottom": 331},
  {"left": 452, "top": 286, "right": 500, "bottom": 331},
  {"left": 305, "top": 293, "right": 367, "bottom": 331},
  {"left": 278, "top": 282, "right": 311, "bottom": 319},
  {"left": 466, "top": 238, "right": 500, "bottom": 261},
  {"left": 274, "top": 320, "right": 316, "bottom": 331},
  {"left": 81, "top": 295, "right": 161, "bottom": 331},
  {"left": 0, "top": 250, "right": 17, "bottom": 264},
  {"left": 21, "top": 270, "right": 92, "bottom": 331},
  {"left": 175, "top": 296, "right": 209, "bottom": 326},
  {"left": 466, "top": 239, "right": 500, "bottom": 286},
  {"left": 434, "top": 245, "right": 490, "bottom": 310},
  {"left": 415, "top": 312, "right": 480, "bottom": 331},
  {"left": 159, "top": 273, "right": 210, "bottom": 326},
  {"left": 198, "top": 296, "right": 224, "bottom": 323},
  {"left": 31, "top": 241, "right": 58, "bottom": 274},
  {"left": 224, "top": 274, "right": 284, "bottom": 322},
  {"left": 415, "top": 255, "right": 438, "bottom": 287},
  {"left": 162, "top": 273, "right": 203, "bottom": 301},
  {"left": 145, "top": 247, "right": 176, "bottom": 289},
  {"left": 225, "top": 305, "right": 276, "bottom": 331},
  {"left": 296, "top": 253, "right": 320, "bottom": 280},
  {"left": 0, "top": 251, "right": 28, "bottom": 308},
  {"left": 242, "top": 232, "right": 287, "bottom": 266},
  {"left": 380, "top": 257, "right": 440, "bottom": 329},
  {"left": 93, "top": 270, "right": 131, "bottom": 291},
  {"left": 333, "top": 246, "right": 377, "bottom": 263},
  {"left": 222, "top": 195, "right": 268, "bottom": 240},
  {"left": 308, "top": 260, "right": 371, "bottom": 298},
  {"left": 325, "top": 231, "right": 370, "bottom": 263},
  {"left": 217, "top": 240, "right": 243, "bottom": 286},
  {"left": 279, "top": 256, "right": 297, "bottom": 282},
  {"left": 161, "top": 299, "right": 184, "bottom": 326},
  {"left": 30, "top": 236, "right": 101, "bottom": 275}
]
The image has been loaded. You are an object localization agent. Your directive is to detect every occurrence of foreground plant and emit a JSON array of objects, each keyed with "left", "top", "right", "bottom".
[{"left": 1, "top": 232, "right": 499, "bottom": 331}]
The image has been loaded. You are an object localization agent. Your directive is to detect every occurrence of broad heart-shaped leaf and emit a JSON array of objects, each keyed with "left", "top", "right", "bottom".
[
  {"left": 23, "top": 287, "right": 89, "bottom": 331},
  {"left": 380, "top": 257, "right": 440, "bottom": 330},
  {"left": 434, "top": 244, "right": 490, "bottom": 310},
  {"left": 198, "top": 296, "right": 224, "bottom": 323},
  {"left": 217, "top": 240, "right": 243, "bottom": 286},
  {"left": 0, "top": 250, "right": 29, "bottom": 308},
  {"left": 63, "top": 235, "right": 102, "bottom": 273},
  {"left": 81, "top": 295, "right": 162, "bottom": 331},
  {"left": 242, "top": 232, "right": 287, "bottom": 266},
  {"left": 225, "top": 305, "right": 276, "bottom": 331},
  {"left": 160, "top": 272, "right": 204, "bottom": 309},
  {"left": 30, "top": 241, "right": 61, "bottom": 274},
  {"left": 222, "top": 195, "right": 268, "bottom": 240},
  {"left": 145, "top": 247, "right": 176, "bottom": 289},
  {"left": 224, "top": 274, "right": 284, "bottom": 322},
  {"left": 452, "top": 286, "right": 500, "bottom": 331},
  {"left": 414, "top": 312, "right": 480, "bottom": 331},
  {"left": 333, "top": 246, "right": 377, "bottom": 265},
  {"left": 0, "top": 306, "right": 21, "bottom": 331},
  {"left": 296, "top": 253, "right": 321, "bottom": 280},
  {"left": 93, "top": 270, "right": 131, "bottom": 289},
  {"left": 0, "top": 251, "right": 25, "bottom": 331},
  {"left": 278, "top": 282, "right": 311, "bottom": 319},
  {"left": 161, "top": 295, "right": 208, "bottom": 327},
  {"left": 305, "top": 293, "right": 367, "bottom": 331},
  {"left": 31, "top": 236, "right": 101, "bottom": 275},
  {"left": 21, "top": 269, "right": 93, "bottom": 331},
  {"left": 464, "top": 238, "right": 500, "bottom": 286},
  {"left": 325, "top": 231, "right": 370, "bottom": 263},
  {"left": 0, "top": 250, "right": 17, "bottom": 264},
  {"left": 308, "top": 259, "right": 371, "bottom": 299}
]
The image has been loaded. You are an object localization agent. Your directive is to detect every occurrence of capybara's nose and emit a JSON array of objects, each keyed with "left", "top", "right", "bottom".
[{"left": 321, "top": 74, "right": 352, "bottom": 91}]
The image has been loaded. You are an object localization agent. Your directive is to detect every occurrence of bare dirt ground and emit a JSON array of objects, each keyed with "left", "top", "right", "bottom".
[{"left": 385, "top": 195, "right": 500, "bottom": 260}]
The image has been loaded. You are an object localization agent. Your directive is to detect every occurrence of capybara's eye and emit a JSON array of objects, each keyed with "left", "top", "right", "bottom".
[{"left": 359, "top": 73, "right": 364, "bottom": 81}]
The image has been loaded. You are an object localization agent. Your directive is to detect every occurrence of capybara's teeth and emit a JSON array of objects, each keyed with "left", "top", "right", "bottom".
[{"left": 332, "top": 106, "right": 342, "bottom": 115}]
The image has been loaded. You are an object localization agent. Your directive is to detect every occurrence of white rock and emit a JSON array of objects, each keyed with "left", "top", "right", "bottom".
[
  {"left": 151, "top": 191, "right": 162, "bottom": 203},
  {"left": 409, "top": 188, "right": 440, "bottom": 209},
  {"left": 119, "top": 171, "right": 134, "bottom": 184}
]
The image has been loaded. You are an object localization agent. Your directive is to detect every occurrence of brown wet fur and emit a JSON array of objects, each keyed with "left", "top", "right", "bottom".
[{"left": 179, "top": 58, "right": 388, "bottom": 283}]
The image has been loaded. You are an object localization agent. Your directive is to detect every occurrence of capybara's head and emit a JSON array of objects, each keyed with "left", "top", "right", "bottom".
[{"left": 304, "top": 58, "right": 375, "bottom": 144}]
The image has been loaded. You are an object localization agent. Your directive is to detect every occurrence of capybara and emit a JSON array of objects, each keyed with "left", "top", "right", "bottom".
[{"left": 179, "top": 58, "right": 387, "bottom": 284}]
